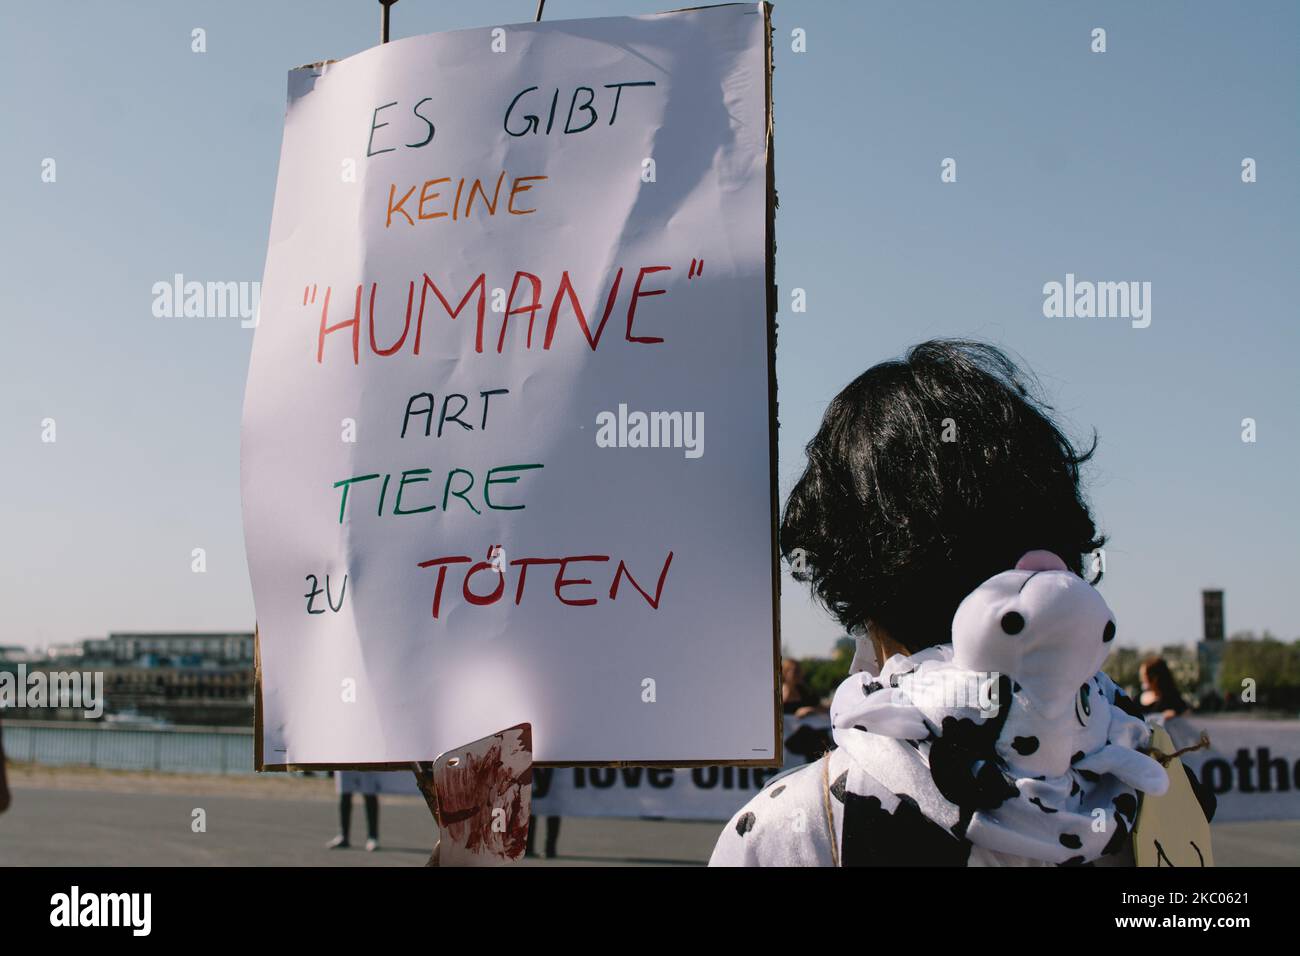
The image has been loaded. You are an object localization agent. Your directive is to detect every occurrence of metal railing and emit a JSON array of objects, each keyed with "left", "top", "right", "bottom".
[{"left": 2, "top": 720, "right": 254, "bottom": 775}]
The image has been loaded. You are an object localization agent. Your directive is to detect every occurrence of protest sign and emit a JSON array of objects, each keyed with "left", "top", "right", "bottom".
[
  {"left": 342, "top": 715, "right": 832, "bottom": 821},
  {"left": 522, "top": 715, "right": 1300, "bottom": 824},
  {"left": 242, "top": 4, "right": 779, "bottom": 768},
  {"left": 1171, "top": 717, "right": 1300, "bottom": 822},
  {"left": 530, "top": 714, "right": 831, "bottom": 818},
  {"left": 337, "top": 715, "right": 1300, "bottom": 825}
]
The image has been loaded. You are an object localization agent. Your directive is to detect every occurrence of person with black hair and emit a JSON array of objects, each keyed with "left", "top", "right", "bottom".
[
  {"left": 0, "top": 718, "right": 10, "bottom": 817},
  {"left": 781, "top": 658, "right": 826, "bottom": 716},
  {"left": 710, "top": 340, "right": 1195, "bottom": 867},
  {"left": 1139, "top": 656, "right": 1190, "bottom": 719},
  {"left": 783, "top": 339, "right": 1105, "bottom": 659}
]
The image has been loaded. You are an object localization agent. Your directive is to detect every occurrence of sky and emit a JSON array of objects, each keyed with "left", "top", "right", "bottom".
[{"left": 0, "top": 0, "right": 1296, "bottom": 657}]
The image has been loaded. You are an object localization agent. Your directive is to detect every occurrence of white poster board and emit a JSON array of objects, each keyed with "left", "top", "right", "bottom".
[{"left": 242, "top": 4, "right": 779, "bottom": 767}]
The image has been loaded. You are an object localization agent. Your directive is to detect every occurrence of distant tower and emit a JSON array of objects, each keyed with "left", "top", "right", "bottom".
[
  {"left": 1196, "top": 589, "right": 1226, "bottom": 704},
  {"left": 1202, "top": 589, "right": 1225, "bottom": 643}
]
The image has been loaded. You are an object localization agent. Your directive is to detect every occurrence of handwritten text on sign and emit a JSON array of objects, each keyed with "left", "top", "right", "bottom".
[{"left": 242, "top": 5, "right": 776, "bottom": 765}]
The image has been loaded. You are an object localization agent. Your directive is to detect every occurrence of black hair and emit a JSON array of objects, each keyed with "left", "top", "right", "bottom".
[
  {"left": 1140, "top": 656, "right": 1189, "bottom": 716},
  {"left": 782, "top": 339, "right": 1105, "bottom": 653}
]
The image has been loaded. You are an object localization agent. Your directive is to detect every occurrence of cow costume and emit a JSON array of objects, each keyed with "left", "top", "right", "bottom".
[{"left": 710, "top": 551, "right": 1173, "bottom": 866}]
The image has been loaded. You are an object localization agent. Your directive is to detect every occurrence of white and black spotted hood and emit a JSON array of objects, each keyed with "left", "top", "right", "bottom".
[{"left": 830, "top": 551, "right": 1168, "bottom": 865}]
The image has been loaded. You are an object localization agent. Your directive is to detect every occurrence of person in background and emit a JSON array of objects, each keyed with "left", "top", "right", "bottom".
[
  {"left": 525, "top": 814, "right": 561, "bottom": 858},
  {"left": 781, "top": 658, "right": 826, "bottom": 717},
  {"left": 327, "top": 771, "right": 381, "bottom": 851},
  {"left": 710, "top": 340, "right": 1190, "bottom": 867},
  {"left": 0, "top": 718, "right": 10, "bottom": 815},
  {"left": 1139, "top": 656, "right": 1190, "bottom": 719}
]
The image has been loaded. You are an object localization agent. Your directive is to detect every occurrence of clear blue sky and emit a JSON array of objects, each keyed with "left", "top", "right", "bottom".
[{"left": 1, "top": 1, "right": 1295, "bottom": 656}]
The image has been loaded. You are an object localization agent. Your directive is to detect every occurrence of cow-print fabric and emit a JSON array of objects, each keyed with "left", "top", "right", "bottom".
[{"left": 710, "top": 553, "right": 1167, "bottom": 867}]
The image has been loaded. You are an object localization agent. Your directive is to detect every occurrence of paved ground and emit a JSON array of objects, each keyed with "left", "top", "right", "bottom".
[{"left": 2, "top": 766, "right": 1297, "bottom": 866}]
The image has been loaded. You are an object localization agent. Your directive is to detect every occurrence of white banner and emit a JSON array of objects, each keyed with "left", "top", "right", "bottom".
[
  {"left": 533, "top": 716, "right": 1300, "bottom": 823},
  {"left": 242, "top": 5, "right": 778, "bottom": 766},
  {"left": 530, "top": 716, "right": 831, "bottom": 819},
  {"left": 339, "top": 717, "right": 1300, "bottom": 823},
  {"left": 1169, "top": 716, "right": 1300, "bottom": 822},
  {"left": 335, "top": 715, "right": 828, "bottom": 812}
]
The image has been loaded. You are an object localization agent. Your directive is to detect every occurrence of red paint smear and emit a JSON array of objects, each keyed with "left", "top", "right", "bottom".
[{"left": 437, "top": 731, "right": 531, "bottom": 860}]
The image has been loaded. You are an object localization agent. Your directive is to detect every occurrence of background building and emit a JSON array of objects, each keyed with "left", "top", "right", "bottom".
[
  {"left": 1198, "top": 589, "right": 1226, "bottom": 704},
  {"left": 0, "top": 631, "right": 254, "bottom": 726}
]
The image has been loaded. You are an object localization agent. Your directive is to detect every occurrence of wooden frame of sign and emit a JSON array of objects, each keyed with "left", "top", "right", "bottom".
[{"left": 253, "top": 2, "right": 781, "bottom": 773}]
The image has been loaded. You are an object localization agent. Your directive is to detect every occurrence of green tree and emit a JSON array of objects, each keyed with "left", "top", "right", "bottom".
[
  {"left": 1103, "top": 647, "right": 1141, "bottom": 691},
  {"left": 1219, "top": 632, "right": 1300, "bottom": 711},
  {"left": 799, "top": 637, "right": 854, "bottom": 703}
]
